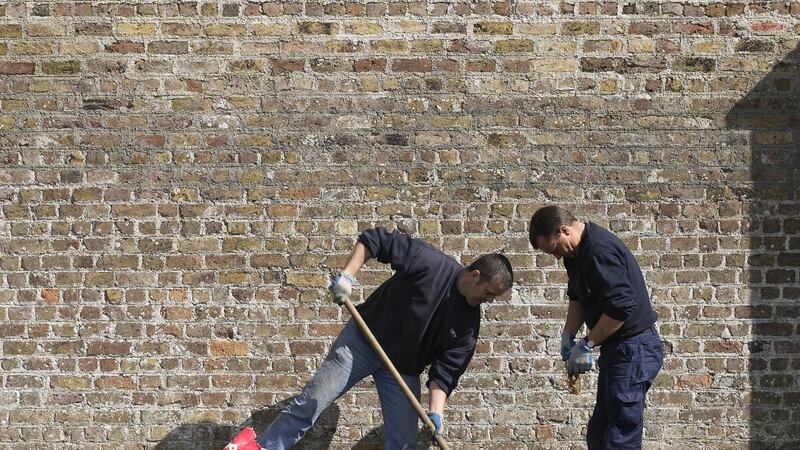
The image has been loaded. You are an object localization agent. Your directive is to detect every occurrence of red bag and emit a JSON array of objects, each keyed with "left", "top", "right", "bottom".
[{"left": 223, "top": 427, "right": 261, "bottom": 450}]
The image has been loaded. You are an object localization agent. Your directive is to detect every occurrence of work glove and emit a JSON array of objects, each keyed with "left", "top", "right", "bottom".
[
  {"left": 560, "top": 331, "right": 576, "bottom": 361},
  {"left": 566, "top": 339, "right": 593, "bottom": 377},
  {"left": 329, "top": 271, "right": 355, "bottom": 304},
  {"left": 426, "top": 411, "right": 443, "bottom": 440}
]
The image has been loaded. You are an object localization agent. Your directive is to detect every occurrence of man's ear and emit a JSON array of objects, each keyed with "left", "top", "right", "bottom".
[
  {"left": 559, "top": 224, "right": 570, "bottom": 236},
  {"left": 469, "top": 269, "right": 481, "bottom": 280}
]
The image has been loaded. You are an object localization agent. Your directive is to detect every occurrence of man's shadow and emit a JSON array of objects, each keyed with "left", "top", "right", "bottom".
[
  {"left": 352, "top": 426, "right": 436, "bottom": 449},
  {"left": 152, "top": 398, "right": 435, "bottom": 449},
  {"left": 152, "top": 398, "right": 340, "bottom": 450},
  {"left": 725, "top": 43, "right": 800, "bottom": 449}
]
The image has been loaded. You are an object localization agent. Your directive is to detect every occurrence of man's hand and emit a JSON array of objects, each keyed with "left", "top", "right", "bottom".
[
  {"left": 426, "top": 411, "right": 443, "bottom": 440},
  {"left": 560, "top": 331, "right": 575, "bottom": 361},
  {"left": 567, "top": 339, "right": 593, "bottom": 376},
  {"left": 329, "top": 272, "right": 355, "bottom": 304}
]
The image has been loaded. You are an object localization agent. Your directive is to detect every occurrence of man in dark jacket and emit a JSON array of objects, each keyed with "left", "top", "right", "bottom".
[
  {"left": 528, "top": 205, "right": 663, "bottom": 450},
  {"left": 226, "top": 227, "right": 513, "bottom": 450}
]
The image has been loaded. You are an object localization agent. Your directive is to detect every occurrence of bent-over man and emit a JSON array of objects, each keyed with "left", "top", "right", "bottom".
[
  {"left": 529, "top": 205, "right": 663, "bottom": 449},
  {"left": 226, "top": 226, "right": 513, "bottom": 450}
]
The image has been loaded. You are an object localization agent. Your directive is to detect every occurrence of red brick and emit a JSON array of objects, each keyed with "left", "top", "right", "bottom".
[
  {"left": 391, "top": 58, "right": 432, "bottom": 72},
  {"left": 0, "top": 62, "right": 35, "bottom": 74}
]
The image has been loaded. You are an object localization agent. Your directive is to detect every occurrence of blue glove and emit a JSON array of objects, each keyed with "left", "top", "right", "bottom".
[
  {"left": 560, "top": 331, "right": 575, "bottom": 361},
  {"left": 426, "top": 411, "right": 443, "bottom": 440},
  {"left": 567, "top": 339, "right": 593, "bottom": 376},
  {"left": 329, "top": 272, "right": 355, "bottom": 304}
]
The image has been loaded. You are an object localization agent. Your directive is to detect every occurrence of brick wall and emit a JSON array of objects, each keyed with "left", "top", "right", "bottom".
[{"left": 1, "top": 1, "right": 798, "bottom": 449}]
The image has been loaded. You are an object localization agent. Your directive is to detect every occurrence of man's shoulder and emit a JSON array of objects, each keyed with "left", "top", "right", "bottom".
[
  {"left": 585, "top": 222, "right": 629, "bottom": 258},
  {"left": 413, "top": 239, "right": 463, "bottom": 271}
]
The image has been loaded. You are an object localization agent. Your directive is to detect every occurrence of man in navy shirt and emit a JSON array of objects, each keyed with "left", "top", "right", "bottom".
[
  {"left": 226, "top": 227, "right": 513, "bottom": 450},
  {"left": 528, "top": 205, "right": 663, "bottom": 449}
]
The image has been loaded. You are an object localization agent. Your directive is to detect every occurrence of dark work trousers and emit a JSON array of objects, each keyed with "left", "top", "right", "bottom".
[{"left": 587, "top": 327, "right": 664, "bottom": 450}]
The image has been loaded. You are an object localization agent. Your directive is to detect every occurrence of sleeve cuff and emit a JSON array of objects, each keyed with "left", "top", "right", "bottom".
[
  {"left": 426, "top": 377, "right": 454, "bottom": 397},
  {"left": 357, "top": 232, "right": 379, "bottom": 260},
  {"left": 603, "top": 307, "right": 632, "bottom": 322}
]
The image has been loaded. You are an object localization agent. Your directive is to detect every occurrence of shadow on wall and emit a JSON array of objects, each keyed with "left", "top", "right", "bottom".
[
  {"left": 350, "top": 426, "right": 437, "bottom": 450},
  {"left": 152, "top": 399, "right": 436, "bottom": 449},
  {"left": 152, "top": 399, "right": 340, "bottom": 450},
  {"left": 725, "top": 44, "right": 800, "bottom": 449}
]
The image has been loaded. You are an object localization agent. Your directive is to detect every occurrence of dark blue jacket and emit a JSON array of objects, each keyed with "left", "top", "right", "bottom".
[
  {"left": 564, "top": 222, "right": 657, "bottom": 343},
  {"left": 356, "top": 227, "right": 478, "bottom": 396}
]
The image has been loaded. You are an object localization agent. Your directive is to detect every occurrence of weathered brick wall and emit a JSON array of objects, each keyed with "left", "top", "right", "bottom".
[{"left": 1, "top": 1, "right": 798, "bottom": 449}]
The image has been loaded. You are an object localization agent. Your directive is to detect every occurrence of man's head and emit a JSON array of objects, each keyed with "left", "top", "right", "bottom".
[
  {"left": 458, "top": 253, "right": 513, "bottom": 307},
  {"left": 528, "top": 205, "right": 583, "bottom": 260}
]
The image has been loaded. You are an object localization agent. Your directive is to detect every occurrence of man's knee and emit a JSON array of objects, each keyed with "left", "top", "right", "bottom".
[{"left": 382, "top": 409, "right": 419, "bottom": 450}]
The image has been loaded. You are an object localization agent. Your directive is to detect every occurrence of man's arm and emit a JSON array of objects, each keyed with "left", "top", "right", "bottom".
[
  {"left": 330, "top": 241, "right": 372, "bottom": 303},
  {"left": 563, "top": 301, "right": 584, "bottom": 335},
  {"left": 428, "top": 380, "right": 446, "bottom": 414},
  {"left": 357, "top": 227, "right": 422, "bottom": 276},
  {"left": 566, "top": 312, "right": 623, "bottom": 377},
  {"left": 427, "top": 380, "right": 447, "bottom": 438},
  {"left": 585, "top": 314, "right": 624, "bottom": 345},
  {"left": 584, "top": 251, "right": 635, "bottom": 344},
  {"left": 342, "top": 241, "right": 372, "bottom": 278}
]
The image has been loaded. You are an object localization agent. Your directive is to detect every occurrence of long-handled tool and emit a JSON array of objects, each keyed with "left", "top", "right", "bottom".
[{"left": 340, "top": 295, "right": 451, "bottom": 450}]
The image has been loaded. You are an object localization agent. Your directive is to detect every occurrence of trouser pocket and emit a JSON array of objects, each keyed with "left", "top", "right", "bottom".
[{"left": 613, "top": 388, "right": 644, "bottom": 426}]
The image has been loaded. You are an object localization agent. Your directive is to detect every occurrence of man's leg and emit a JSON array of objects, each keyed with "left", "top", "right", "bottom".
[
  {"left": 256, "top": 320, "right": 382, "bottom": 449},
  {"left": 586, "top": 365, "right": 608, "bottom": 449},
  {"left": 373, "top": 367, "right": 421, "bottom": 450},
  {"left": 595, "top": 330, "right": 664, "bottom": 449}
]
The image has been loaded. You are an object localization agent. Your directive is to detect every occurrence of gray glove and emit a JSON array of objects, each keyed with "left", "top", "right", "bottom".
[
  {"left": 566, "top": 339, "right": 593, "bottom": 376},
  {"left": 329, "top": 272, "right": 355, "bottom": 304},
  {"left": 427, "top": 411, "right": 443, "bottom": 440},
  {"left": 560, "top": 331, "right": 576, "bottom": 361}
]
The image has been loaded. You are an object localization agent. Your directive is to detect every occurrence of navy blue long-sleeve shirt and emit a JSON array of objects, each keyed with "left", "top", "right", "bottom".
[
  {"left": 355, "top": 227, "right": 479, "bottom": 396},
  {"left": 564, "top": 222, "right": 657, "bottom": 343}
]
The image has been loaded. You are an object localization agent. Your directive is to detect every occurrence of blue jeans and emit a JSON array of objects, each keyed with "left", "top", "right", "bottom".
[
  {"left": 587, "top": 327, "right": 664, "bottom": 449},
  {"left": 257, "top": 319, "right": 422, "bottom": 450}
]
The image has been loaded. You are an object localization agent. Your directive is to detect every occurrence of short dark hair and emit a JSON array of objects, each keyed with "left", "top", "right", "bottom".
[
  {"left": 466, "top": 254, "right": 513, "bottom": 290},
  {"left": 528, "top": 205, "right": 577, "bottom": 250}
]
